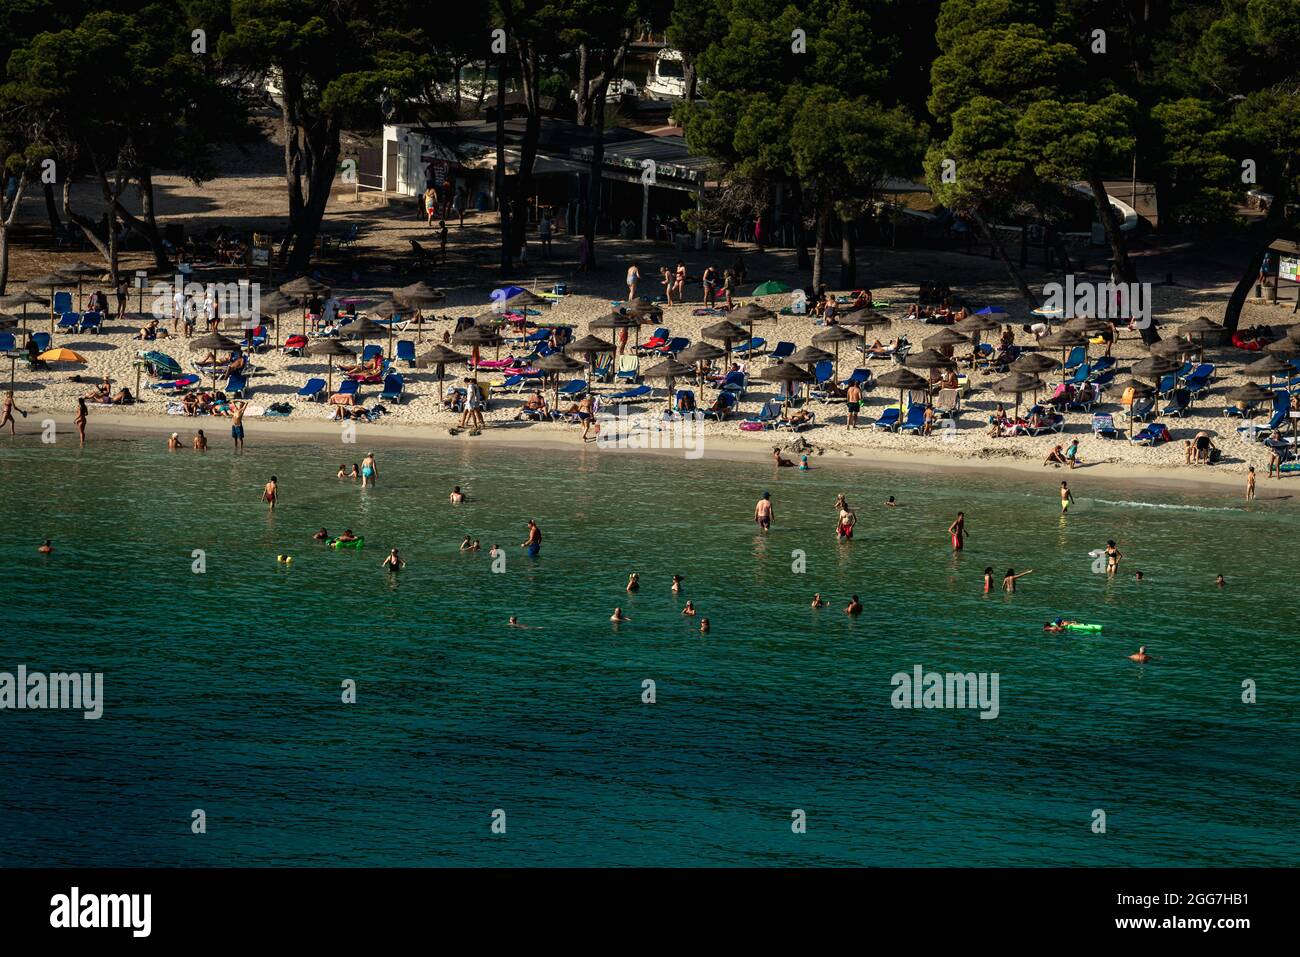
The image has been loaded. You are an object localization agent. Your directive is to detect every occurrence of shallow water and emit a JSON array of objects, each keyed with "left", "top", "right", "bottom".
[{"left": 0, "top": 433, "right": 1296, "bottom": 866}]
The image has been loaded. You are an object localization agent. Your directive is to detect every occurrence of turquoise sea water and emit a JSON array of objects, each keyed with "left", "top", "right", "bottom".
[{"left": 0, "top": 432, "right": 1296, "bottom": 866}]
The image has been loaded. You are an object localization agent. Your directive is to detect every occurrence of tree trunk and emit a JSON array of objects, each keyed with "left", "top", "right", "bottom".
[
  {"left": 792, "top": 179, "right": 811, "bottom": 270},
  {"left": 278, "top": 71, "right": 307, "bottom": 263},
  {"left": 43, "top": 182, "right": 62, "bottom": 236},
  {"left": 113, "top": 169, "right": 170, "bottom": 271},
  {"left": 683, "top": 61, "right": 698, "bottom": 104},
  {"left": 839, "top": 215, "right": 856, "bottom": 289},
  {"left": 811, "top": 200, "right": 829, "bottom": 290},
  {"left": 970, "top": 209, "right": 1038, "bottom": 308},
  {"left": 0, "top": 173, "right": 29, "bottom": 295},
  {"left": 286, "top": 116, "right": 342, "bottom": 274},
  {"left": 575, "top": 44, "right": 591, "bottom": 127},
  {"left": 62, "top": 179, "right": 112, "bottom": 265},
  {"left": 507, "top": 42, "right": 541, "bottom": 256},
  {"left": 585, "top": 88, "right": 607, "bottom": 269},
  {"left": 495, "top": 48, "right": 512, "bottom": 272},
  {"left": 477, "top": 59, "right": 489, "bottom": 111},
  {"left": 1087, "top": 174, "right": 1155, "bottom": 343},
  {"left": 1223, "top": 154, "right": 1293, "bottom": 333}
]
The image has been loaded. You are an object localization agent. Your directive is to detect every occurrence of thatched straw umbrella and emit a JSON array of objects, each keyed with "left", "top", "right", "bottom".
[
  {"left": 840, "top": 307, "right": 892, "bottom": 357},
  {"left": 1264, "top": 336, "right": 1300, "bottom": 360},
  {"left": 0, "top": 290, "right": 46, "bottom": 334},
  {"left": 1225, "top": 382, "right": 1276, "bottom": 430},
  {"left": 1011, "top": 352, "right": 1059, "bottom": 376},
  {"left": 1131, "top": 355, "right": 1180, "bottom": 385},
  {"left": 453, "top": 322, "right": 504, "bottom": 369},
  {"left": 641, "top": 356, "right": 693, "bottom": 410},
  {"left": 306, "top": 337, "right": 357, "bottom": 394},
  {"left": 61, "top": 261, "right": 104, "bottom": 311},
  {"left": 341, "top": 317, "right": 389, "bottom": 369},
  {"left": 702, "top": 318, "right": 749, "bottom": 367},
  {"left": 623, "top": 296, "right": 661, "bottom": 316},
  {"left": 257, "top": 290, "right": 299, "bottom": 348},
  {"left": 27, "top": 272, "right": 76, "bottom": 335},
  {"left": 535, "top": 351, "right": 585, "bottom": 408},
  {"left": 813, "top": 324, "right": 862, "bottom": 380},
  {"left": 1038, "top": 327, "right": 1088, "bottom": 368},
  {"left": 1179, "top": 316, "right": 1224, "bottom": 363},
  {"left": 396, "top": 282, "right": 445, "bottom": 343},
  {"left": 1150, "top": 336, "right": 1195, "bottom": 360},
  {"left": 763, "top": 361, "right": 815, "bottom": 407},
  {"left": 189, "top": 332, "right": 241, "bottom": 391},
  {"left": 676, "top": 340, "right": 725, "bottom": 383},
  {"left": 280, "top": 275, "right": 332, "bottom": 335},
  {"left": 565, "top": 333, "right": 616, "bottom": 380},
  {"left": 921, "top": 326, "right": 969, "bottom": 361},
  {"left": 785, "top": 345, "right": 835, "bottom": 391},
  {"left": 1244, "top": 354, "right": 1290, "bottom": 390},
  {"left": 992, "top": 371, "right": 1043, "bottom": 421},
  {"left": 416, "top": 344, "right": 467, "bottom": 404},
  {"left": 590, "top": 310, "right": 643, "bottom": 353},
  {"left": 730, "top": 301, "right": 777, "bottom": 342},
  {"left": 874, "top": 367, "right": 931, "bottom": 424}
]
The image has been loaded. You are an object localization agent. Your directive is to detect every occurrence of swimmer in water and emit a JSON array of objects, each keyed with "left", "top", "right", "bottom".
[
  {"left": 37, "top": 539, "right": 52, "bottom": 554},
  {"left": 626, "top": 573, "right": 640, "bottom": 593},
  {"left": 699, "top": 617, "right": 710, "bottom": 633},
  {"left": 168, "top": 432, "right": 182, "bottom": 450},
  {"left": 337, "top": 465, "right": 348, "bottom": 478},
  {"left": 335, "top": 529, "right": 358, "bottom": 543},
  {"left": 263, "top": 476, "right": 278, "bottom": 510},
  {"left": 610, "top": 607, "right": 631, "bottom": 623},
  {"left": 886, "top": 496, "right": 899, "bottom": 507},
  {"left": 1103, "top": 539, "right": 1122, "bottom": 575},
  {"left": 506, "top": 616, "right": 538, "bottom": 629},
  {"left": 1043, "top": 618, "right": 1081, "bottom": 633},
  {"left": 982, "top": 567, "right": 995, "bottom": 593},
  {"left": 1134, "top": 570, "right": 1144, "bottom": 582},
  {"left": 460, "top": 536, "right": 474, "bottom": 552},
  {"left": 811, "top": 593, "right": 827, "bottom": 608},
  {"left": 799, "top": 454, "right": 809, "bottom": 471},
  {"left": 948, "top": 511, "right": 968, "bottom": 551},
  {"left": 845, "top": 595, "right": 863, "bottom": 615},
  {"left": 671, "top": 574, "right": 683, "bottom": 594},
  {"left": 1128, "top": 645, "right": 1154, "bottom": 663},
  {"left": 360, "top": 452, "right": 377, "bottom": 488},
  {"left": 1060, "top": 481, "right": 1074, "bottom": 513},
  {"left": 682, "top": 601, "right": 697, "bottom": 617},
  {"left": 754, "top": 492, "right": 774, "bottom": 531},
  {"left": 313, "top": 528, "right": 328, "bottom": 541},
  {"left": 381, "top": 548, "right": 405, "bottom": 572},
  {"left": 1215, "top": 573, "right": 1225, "bottom": 587},
  {"left": 450, "top": 486, "right": 465, "bottom": 503},
  {"left": 835, "top": 506, "right": 857, "bottom": 542},
  {"left": 1003, "top": 568, "right": 1033, "bottom": 592}
]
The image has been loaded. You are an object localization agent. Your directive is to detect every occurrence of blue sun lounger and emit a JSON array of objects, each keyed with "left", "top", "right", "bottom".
[
  {"left": 380, "top": 373, "right": 404, "bottom": 402},
  {"left": 1132, "top": 422, "right": 1171, "bottom": 445},
  {"left": 1237, "top": 392, "right": 1288, "bottom": 439},
  {"left": 872, "top": 406, "right": 901, "bottom": 431},
  {"left": 1091, "top": 413, "right": 1120, "bottom": 438},
  {"left": 557, "top": 379, "right": 588, "bottom": 398},
  {"left": 297, "top": 377, "right": 326, "bottom": 401},
  {"left": 79, "top": 312, "right": 104, "bottom": 333},
  {"left": 57, "top": 312, "right": 80, "bottom": 331},
  {"left": 608, "top": 384, "right": 652, "bottom": 402},
  {"left": 396, "top": 340, "right": 416, "bottom": 366},
  {"left": 225, "top": 371, "right": 250, "bottom": 398},
  {"left": 733, "top": 337, "right": 766, "bottom": 356},
  {"left": 897, "top": 403, "right": 929, "bottom": 434}
]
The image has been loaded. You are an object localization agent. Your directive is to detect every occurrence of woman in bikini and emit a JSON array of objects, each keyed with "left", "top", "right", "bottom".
[
  {"left": 1, "top": 391, "right": 26, "bottom": 436},
  {"left": 74, "top": 398, "right": 88, "bottom": 447}
]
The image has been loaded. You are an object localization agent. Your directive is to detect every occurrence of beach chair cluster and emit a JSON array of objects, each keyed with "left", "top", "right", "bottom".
[{"left": 56, "top": 311, "right": 105, "bottom": 334}]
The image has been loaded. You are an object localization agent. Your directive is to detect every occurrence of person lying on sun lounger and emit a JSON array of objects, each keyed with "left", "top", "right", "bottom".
[
  {"left": 783, "top": 408, "right": 813, "bottom": 428},
  {"left": 342, "top": 353, "right": 382, "bottom": 377}
]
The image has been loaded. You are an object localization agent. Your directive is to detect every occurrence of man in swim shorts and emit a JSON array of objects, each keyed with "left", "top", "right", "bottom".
[
  {"left": 845, "top": 382, "right": 862, "bottom": 429},
  {"left": 520, "top": 519, "right": 542, "bottom": 556},
  {"left": 231, "top": 399, "right": 248, "bottom": 450},
  {"left": 1060, "top": 481, "right": 1074, "bottom": 513},
  {"left": 836, "top": 506, "right": 856, "bottom": 541},
  {"left": 263, "top": 476, "right": 278, "bottom": 509},
  {"left": 754, "top": 492, "right": 773, "bottom": 531}
]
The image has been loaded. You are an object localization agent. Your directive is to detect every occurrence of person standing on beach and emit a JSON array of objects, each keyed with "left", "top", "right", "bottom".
[
  {"left": 1246, "top": 466, "right": 1256, "bottom": 501},
  {"left": 521, "top": 519, "right": 542, "bottom": 557},
  {"left": 754, "top": 492, "right": 774, "bottom": 532},
  {"left": 948, "top": 511, "right": 967, "bottom": 552},
  {"left": 231, "top": 399, "right": 248, "bottom": 450},
  {"left": 702, "top": 264, "right": 718, "bottom": 307},
  {"left": 1, "top": 391, "right": 26, "bottom": 436},
  {"left": 626, "top": 262, "right": 640, "bottom": 301},
  {"left": 673, "top": 261, "right": 687, "bottom": 303},
  {"left": 74, "top": 398, "right": 88, "bottom": 447},
  {"left": 360, "top": 452, "right": 378, "bottom": 488},
  {"left": 263, "top": 476, "right": 278, "bottom": 510},
  {"left": 1060, "top": 481, "right": 1074, "bottom": 514},
  {"left": 845, "top": 381, "right": 862, "bottom": 429}
]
